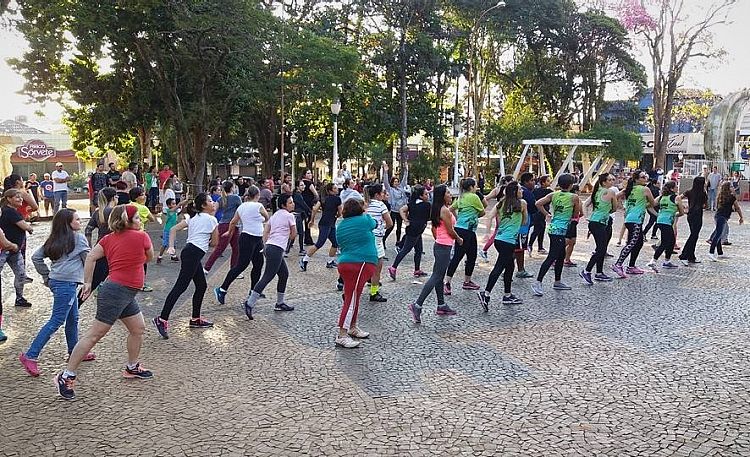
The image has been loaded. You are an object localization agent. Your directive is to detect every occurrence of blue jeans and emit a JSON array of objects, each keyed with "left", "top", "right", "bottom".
[
  {"left": 709, "top": 215, "right": 728, "bottom": 255},
  {"left": 708, "top": 188, "right": 717, "bottom": 211},
  {"left": 26, "top": 279, "right": 79, "bottom": 359},
  {"left": 0, "top": 251, "right": 26, "bottom": 299},
  {"left": 53, "top": 190, "right": 68, "bottom": 213}
]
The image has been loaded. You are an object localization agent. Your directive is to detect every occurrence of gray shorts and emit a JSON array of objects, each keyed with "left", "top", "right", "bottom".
[{"left": 95, "top": 280, "right": 141, "bottom": 325}]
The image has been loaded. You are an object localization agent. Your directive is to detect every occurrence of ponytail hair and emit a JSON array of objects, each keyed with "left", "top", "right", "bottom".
[
  {"left": 430, "top": 185, "right": 447, "bottom": 227},
  {"left": 661, "top": 180, "right": 677, "bottom": 196},
  {"left": 623, "top": 169, "right": 642, "bottom": 199},
  {"left": 590, "top": 173, "right": 610, "bottom": 209},
  {"left": 97, "top": 187, "right": 117, "bottom": 225}
]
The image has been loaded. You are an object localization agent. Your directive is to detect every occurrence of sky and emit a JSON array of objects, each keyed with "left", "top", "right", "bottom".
[{"left": 0, "top": 0, "right": 748, "bottom": 130}]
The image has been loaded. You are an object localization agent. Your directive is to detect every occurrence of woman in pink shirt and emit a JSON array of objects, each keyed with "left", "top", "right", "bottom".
[{"left": 242, "top": 193, "right": 297, "bottom": 319}]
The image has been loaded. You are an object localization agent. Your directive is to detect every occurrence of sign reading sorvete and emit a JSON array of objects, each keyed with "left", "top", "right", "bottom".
[{"left": 15, "top": 139, "right": 57, "bottom": 162}]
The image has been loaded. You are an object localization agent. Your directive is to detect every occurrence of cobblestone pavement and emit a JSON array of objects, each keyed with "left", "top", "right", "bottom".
[{"left": 3, "top": 203, "right": 750, "bottom": 456}]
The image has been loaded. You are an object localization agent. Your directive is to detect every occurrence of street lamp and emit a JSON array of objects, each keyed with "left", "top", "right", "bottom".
[
  {"left": 331, "top": 98, "right": 341, "bottom": 178},
  {"left": 151, "top": 136, "right": 161, "bottom": 170},
  {"left": 290, "top": 131, "right": 297, "bottom": 184}
]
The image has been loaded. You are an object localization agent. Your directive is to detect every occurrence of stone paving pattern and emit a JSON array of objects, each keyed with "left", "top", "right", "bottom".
[{"left": 3, "top": 204, "right": 750, "bottom": 455}]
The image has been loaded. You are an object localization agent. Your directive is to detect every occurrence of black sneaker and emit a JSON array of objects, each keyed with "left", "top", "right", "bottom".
[
  {"left": 274, "top": 303, "right": 295, "bottom": 312},
  {"left": 369, "top": 292, "right": 387, "bottom": 302},
  {"left": 24, "top": 277, "right": 33, "bottom": 284},
  {"left": 299, "top": 258, "right": 308, "bottom": 272},
  {"left": 15, "top": 297, "right": 32, "bottom": 308},
  {"left": 326, "top": 260, "right": 338, "bottom": 269},
  {"left": 336, "top": 278, "right": 344, "bottom": 291},
  {"left": 54, "top": 372, "right": 76, "bottom": 401},
  {"left": 502, "top": 294, "right": 523, "bottom": 305},
  {"left": 244, "top": 298, "right": 254, "bottom": 320},
  {"left": 152, "top": 317, "right": 169, "bottom": 339},
  {"left": 122, "top": 363, "right": 153, "bottom": 379},
  {"left": 477, "top": 291, "right": 490, "bottom": 312},
  {"left": 189, "top": 317, "right": 214, "bottom": 328}
]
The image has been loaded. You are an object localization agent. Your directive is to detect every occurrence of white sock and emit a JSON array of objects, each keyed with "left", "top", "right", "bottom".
[{"left": 303, "top": 255, "right": 310, "bottom": 262}]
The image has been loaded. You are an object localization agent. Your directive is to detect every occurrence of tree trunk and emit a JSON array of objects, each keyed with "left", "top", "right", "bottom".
[
  {"left": 398, "top": 31, "right": 408, "bottom": 171},
  {"left": 136, "top": 125, "right": 153, "bottom": 166}
]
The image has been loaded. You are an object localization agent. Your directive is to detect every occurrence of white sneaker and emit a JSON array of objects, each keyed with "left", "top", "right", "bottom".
[
  {"left": 708, "top": 253, "right": 718, "bottom": 262},
  {"left": 717, "top": 254, "right": 729, "bottom": 259},
  {"left": 335, "top": 335, "right": 360, "bottom": 348},
  {"left": 347, "top": 327, "right": 370, "bottom": 339},
  {"left": 680, "top": 259, "right": 690, "bottom": 266},
  {"left": 531, "top": 282, "right": 544, "bottom": 297}
]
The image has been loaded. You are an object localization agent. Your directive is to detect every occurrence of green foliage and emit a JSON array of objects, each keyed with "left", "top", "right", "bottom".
[{"left": 577, "top": 123, "right": 643, "bottom": 161}]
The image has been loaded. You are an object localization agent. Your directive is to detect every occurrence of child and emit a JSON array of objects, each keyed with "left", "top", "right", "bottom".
[
  {"left": 0, "top": 225, "right": 19, "bottom": 342},
  {"left": 153, "top": 193, "right": 218, "bottom": 339},
  {"left": 158, "top": 198, "right": 181, "bottom": 263},
  {"left": 54, "top": 205, "right": 155, "bottom": 401},
  {"left": 365, "top": 184, "right": 393, "bottom": 302},
  {"left": 20, "top": 209, "right": 93, "bottom": 376}
]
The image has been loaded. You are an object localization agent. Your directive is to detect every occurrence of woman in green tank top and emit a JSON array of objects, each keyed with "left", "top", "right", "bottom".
[
  {"left": 647, "top": 180, "right": 684, "bottom": 271},
  {"left": 580, "top": 173, "right": 618, "bottom": 284},
  {"left": 611, "top": 169, "right": 656, "bottom": 278}
]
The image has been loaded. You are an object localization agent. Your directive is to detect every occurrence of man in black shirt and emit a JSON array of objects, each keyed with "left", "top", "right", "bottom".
[
  {"left": 90, "top": 162, "right": 110, "bottom": 214},
  {"left": 301, "top": 170, "right": 319, "bottom": 245},
  {"left": 530, "top": 175, "right": 553, "bottom": 254},
  {"left": 107, "top": 162, "right": 121, "bottom": 186}
]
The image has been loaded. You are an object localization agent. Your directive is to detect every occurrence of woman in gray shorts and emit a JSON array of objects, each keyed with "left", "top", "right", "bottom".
[{"left": 54, "top": 204, "right": 155, "bottom": 401}]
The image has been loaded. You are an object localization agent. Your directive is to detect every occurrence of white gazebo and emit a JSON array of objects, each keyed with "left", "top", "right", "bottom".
[{"left": 512, "top": 138, "right": 612, "bottom": 189}]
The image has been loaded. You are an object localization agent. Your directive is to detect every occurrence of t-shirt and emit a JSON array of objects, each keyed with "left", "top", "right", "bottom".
[
  {"left": 0, "top": 206, "right": 25, "bottom": 245},
  {"left": 185, "top": 212, "right": 218, "bottom": 252},
  {"left": 590, "top": 188, "right": 612, "bottom": 224},
  {"left": 624, "top": 185, "right": 648, "bottom": 224},
  {"left": 259, "top": 188, "right": 273, "bottom": 210},
  {"left": 219, "top": 194, "right": 242, "bottom": 224},
  {"left": 716, "top": 195, "right": 736, "bottom": 219},
  {"left": 302, "top": 180, "right": 317, "bottom": 206},
  {"left": 266, "top": 209, "right": 295, "bottom": 249},
  {"left": 533, "top": 187, "right": 553, "bottom": 211},
  {"left": 657, "top": 194, "right": 679, "bottom": 225},
  {"left": 131, "top": 202, "right": 151, "bottom": 229},
  {"left": 51, "top": 170, "right": 69, "bottom": 192},
  {"left": 496, "top": 209, "right": 523, "bottom": 244},
  {"left": 41, "top": 180, "right": 54, "bottom": 199},
  {"left": 236, "top": 201, "right": 264, "bottom": 236},
  {"left": 26, "top": 181, "right": 40, "bottom": 204},
  {"left": 107, "top": 169, "right": 122, "bottom": 184},
  {"left": 366, "top": 199, "right": 389, "bottom": 237},
  {"left": 211, "top": 194, "right": 223, "bottom": 221},
  {"left": 90, "top": 172, "right": 109, "bottom": 193},
  {"left": 162, "top": 207, "right": 179, "bottom": 232},
  {"left": 707, "top": 172, "right": 721, "bottom": 190},
  {"left": 452, "top": 192, "right": 484, "bottom": 232},
  {"left": 318, "top": 195, "right": 342, "bottom": 226},
  {"left": 336, "top": 214, "right": 378, "bottom": 265},
  {"left": 405, "top": 200, "right": 431, "bottom": 236},
  {"left": 98, "top": 229, "right": 152, "bottom": 289},
  {"left": 116, "top": 192, "right": 130, "bottom": 205},
  {"left": 86, "top": 207, "right": 114, "bottom": 243},
  {"left": 548, "top": 191, "right": 575, "bottom": 235}
]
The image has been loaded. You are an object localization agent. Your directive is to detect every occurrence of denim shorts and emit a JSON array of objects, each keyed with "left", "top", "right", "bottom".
[{"left": 95, "top": 280, "right": 141, "bottom": 325}]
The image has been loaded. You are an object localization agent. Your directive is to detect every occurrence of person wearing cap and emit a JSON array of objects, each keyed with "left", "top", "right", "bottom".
[
  {"left": 40, "top": 173, "right": 54, "bottom": 217},
  {"left": 51, "top": 162, "right": 70, "bottom": 214}
]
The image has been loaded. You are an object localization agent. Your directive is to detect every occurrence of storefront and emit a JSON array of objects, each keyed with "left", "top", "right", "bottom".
[{"left": 0, "top": 135, "right": 95, "bottom": 187}]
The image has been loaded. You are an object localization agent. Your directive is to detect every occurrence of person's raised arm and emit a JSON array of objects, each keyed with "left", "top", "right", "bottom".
[
  {"left": 400, "top": 165, "right": 408, "bottom": 190},
  {"left": 733, "top": 200, "right": 744, "bottom": 224},
  {"left": 224, "top": 212, "right": 240, "bottom": 238},
  {"left": 168, "top": 220, "right": 189, "bottom": 252},
  {"left": 535, "top": 193, "right": 553, "bottom": 218}
]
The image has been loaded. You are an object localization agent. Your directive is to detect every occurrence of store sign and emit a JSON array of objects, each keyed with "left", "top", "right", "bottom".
[
  {"left": 640, "top": 133, "right": 704, "bottom": 156},
  {"left": 15, "top": 139, "right": 57, "bottom": 162}
]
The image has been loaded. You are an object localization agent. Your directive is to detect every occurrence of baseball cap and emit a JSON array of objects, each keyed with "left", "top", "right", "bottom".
[{"left": 55, "top": 162, "right": 63, "bottom": 166}]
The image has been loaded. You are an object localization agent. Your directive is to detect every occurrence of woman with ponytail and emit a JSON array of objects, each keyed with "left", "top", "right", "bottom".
[
  {"left": 646, "top": 180, "right": 684, "bottom": 271},
  {"left": 580, "top": 173, "right": 617, "bottom": 284},
  {"left": 203, "top": 180, "right": 241, "bottom": 273},
  {"left": 611, "top": 169, "right": 656, "bottom": 278}
]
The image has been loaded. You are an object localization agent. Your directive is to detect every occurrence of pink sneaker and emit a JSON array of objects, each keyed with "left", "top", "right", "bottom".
[
  {"left": 462, "top": 280, "right": 480, "bottom": 290},
  {"left": 412, "top": 270, "right": 428, "bottom": 278},
  {"left": 65, "top": 352, "right": 96, "bottom": 362},
  {"left": 626, "top": 266, "right": 645, "bottom": 275},
  {"left": 611, "top": 264, "right": 627, "bottom": 279},
  {"left": 19, "top": 352, "right": 40, "bottom": 377},
  {"left": 387, "top": 266, "right": 397, "bottom": 281}
]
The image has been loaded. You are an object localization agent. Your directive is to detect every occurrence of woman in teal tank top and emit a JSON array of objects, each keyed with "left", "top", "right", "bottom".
[
  {"left": 612, "top": 169, "right": 656, "bottom": 278},
  {"left": 478, "top": 181, "right": 528, "bottom": 309},
  {"left": 581, "top": 173, "right": 617, "bottom": 284},
  {"left": 647, "top": 181, "right": 684, "bottom": 271}
]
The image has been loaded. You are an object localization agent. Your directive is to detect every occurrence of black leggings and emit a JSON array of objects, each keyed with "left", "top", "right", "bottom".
[
  {"left": 653, "top": 224, "right": 675, "bottom": 260},
  {"left": 287, "top": 213, "right": 305, "bottom": 252},
  {"left": 391, "top": 233, "right": 423, "bottom": 270},
  {"left": 529, "top": 212, "right": 547, "bottom": 250},
  {"left": 644, "top": 212, "right": 658, "bottom": 238},
  {"left": 586, "top": 221, "right": 609, "bottom": 274},
  {"left": 383, "top": 211, "right": 403, "bottom": 247},
  {"left": 447, "top": 227, "right": 478, "bottom": 278},
  {"left": 160, "top": 243, "right": 207, "bottom": 320},
  {"left": 486, "top": 240, "right": 516, "bottom": 294},
  {"left": 679, "top": 211, "right": 702, "bottom": 262},
  {"left": 252, "top": 245, "right": 289, "bottom": 295},
  {"left": 536, "top": 234, "right": 566, "bottom": 282},
  {"left": 79, "top": 257, "right": 109, "bottom": 308},
  {"left": 221, "top": 233, "right": 264, "bottom": 291},
  {"left": 616, "top": 223, "right": 643, "bottom": 267}
]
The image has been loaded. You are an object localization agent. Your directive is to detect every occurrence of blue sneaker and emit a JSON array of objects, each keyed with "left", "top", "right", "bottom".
[
  {"left": 214, "top": 287, "right": 226, "bottom": 305},
  {"left": 579, "top": 270, "right": 593, "bottom": 286},
  {"left": 54, "top": 372, "right": 76, "bottom": 401},
  {"left": 408, "top": 303, "right": 422, "bottom": 324},
  {"left": 152, "top": 317, "right": 169, "bottom": 339}
]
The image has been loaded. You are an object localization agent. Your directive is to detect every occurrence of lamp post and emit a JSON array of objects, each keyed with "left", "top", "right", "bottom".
[
  {"left": 331, "top": 99, "right": 341, "bottom": 178},
  {"left": 151, "top": 136, "right": 161, "bottom": 171},
  {"left": 290, "top": 131, "right": 297, "bottom": 184}
]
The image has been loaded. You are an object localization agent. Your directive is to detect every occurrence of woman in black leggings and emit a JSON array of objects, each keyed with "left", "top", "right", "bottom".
[
  {"left": 444, "top": 178, "right": 486, "bottom": 294},
  {"left": 387, "top": 185, "right": 430, "bottom": 280},
  {"left": 81, "top": 187, "right": 117, "bottom": 307},
  {"left": 153, "top": 193, "right": 219, "bottom": 339},
  {"left": 678, "top": 176, "right": 707, "bottom": 265},
  {"left": 581, "top": 173, "right": 617, "bottom": 284}
]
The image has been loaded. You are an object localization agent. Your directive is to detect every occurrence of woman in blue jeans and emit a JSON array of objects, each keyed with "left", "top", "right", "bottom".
[
  {"left": 19, "top": 209, "right": 94, "bottom": 377},
  {"left": 708, "top": 182, "right": 744, "bottom": 261}
]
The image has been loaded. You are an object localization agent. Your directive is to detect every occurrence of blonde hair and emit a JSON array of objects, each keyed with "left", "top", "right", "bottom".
[{"left": 108, "top": 205, "right": 136, "bottom": 232}]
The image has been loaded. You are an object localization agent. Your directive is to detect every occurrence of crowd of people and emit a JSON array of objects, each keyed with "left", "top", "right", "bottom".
[{"left": 0, "top": 159, "right": 745, "bottom": 401}]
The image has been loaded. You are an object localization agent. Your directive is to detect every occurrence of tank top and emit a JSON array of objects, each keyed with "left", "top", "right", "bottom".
[
  {"left": 495, "top": 207, "right": 523, "bottom": 245},
  {"left": 656, "top": 194, "right": 679, "bottom": 225},
  {"left": 435, "top": 212, "right": 456, "bottom": 246},
  {"left": 548, "top": 191, "right": 574, "bottom": 236},
  {"left": 589, "top": 188, "right": 611, "bottom": 224},
  {"left": 624, "top": 185, "right": 648, "bottom": 224}
]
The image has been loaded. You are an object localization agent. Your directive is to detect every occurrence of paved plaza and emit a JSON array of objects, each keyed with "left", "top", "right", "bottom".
[{"left": 2, "top": 203, "right": 750, "bottom": 456}]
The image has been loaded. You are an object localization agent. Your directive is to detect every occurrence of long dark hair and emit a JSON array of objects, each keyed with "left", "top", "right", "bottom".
[
  {"left": 500, "top": 181, "right": 522, "bottom": 216},
  {"left": 409, "top": 185, "right": 426, "bottom": 205},
  {"left": 3, "top": 174, "right": 22, "bottom": 190},
  {"left": 591, "top": 172, "right": 610, "bottom": 209},
  {"left": 43, "top": 208, "right": 77, "bottom": 261},
  {"left": 623, "top": 169, "right": 642, "bottom": 199},
  {"left": 186, "top": 192, "right": 211, "bottom": 217},
  {"left": 717, "top": 181, "right": 733, "bottom": 208},
  {"left": 430, "top": 185, "right": 448, "bottom": 227},
  {"left": 661, "top": 180, "right": 677, "bottom": 196},
  {"left": 686, "top": 176, "right": 707, "bottom": 211}
]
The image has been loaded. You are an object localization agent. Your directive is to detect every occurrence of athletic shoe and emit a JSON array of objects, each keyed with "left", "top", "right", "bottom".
[
  {"left": 611, "top": 264, "right": 627, "bottom": 279},
  {"left": 283, "top": 251, "right": 289, "bottom": 258},
  {"left": 651, "top": 235, "right": 659, "bottom": 240},
  {"left": 462, "top": 280, "right": 480, "bottom": 290},
  {"left": 152, "top": 317, "right": 169, "bottom": 339},
  {"left": 680, "top": 259, "right": 690, "bottom": 266},
  {"left": 19, "top": 353, "right": 40, "bottom": 377},
  {"left": 189, "top": 317, "right": 214, "bottom": 328},
  {"left": 477, "top": 291, "right": 490, "bottom": 312},
  {"left": 646, "top": 260, "right": 659, "bottom": 273},
  {"left": 274, "top": 303, "right": 295, "bottom": 312},
  {"left": 156, "top": 256, "right": 162, "bottom": 264},
  {"left": 369, "top": 292, "right": 387, "bottom": 302},
  {"left": 299, "top": 258, "right": 308, "bottom": 272},
  {"left": 531, "top": 282, "right": 544, "bottom": 296},
  {"left": 54, "top": 372, "right": 76, "bottom": 401},
  {"left": 594, "top": 273, "right": 613, "bottom": 282},
  {"left": 662, "top": 261, "right": 678, "bottom": 269},
  {"left": 408, "top": 303, "right": 422, "bottom": 324},
  {"left": 141, "top": 285, "right": 153, "bottom": 292},
  {"left": 717, "top": 254, "right": 729, "bottom": 259},
  {"left": 24, "top": 277, "right": 33, "bottom": 284},
  {"left": 515, "top": 270, "right": 534, "bottom": 279},
  {"left": 336, "top": 278, "right": 344, "bottom": 291},
  {"left": 689, "top": 259, "right": 702, "bottom": 264},
  {"left": 722, "top": 241, "right": 732, "bottom": 246},
  {"left": 122, "top": 363, "right": 153, "bottom": 379},
  {"left": 579, "top": 270, "right": 593, "bottom": 286},
  {"left": 170, "top": 255, "right": 179, "bottom": 262},
  {"left": 563, "top": 261, "right": 577, "bottom": 267},
  {"left": 443, "top": 283, "right": 452, "bottom": 296},
  {"left": 387, "top": 266, "right": 397, "bottom": 281},
  {"left": 326, "top": 260, "right": 338, "bottom": 269},
  {"left": 15, "top": 297, "right": 32, "bottom": 308},
  {"left": 626, "top": 266, "right": 645, "bottom": 275},
  {"left": 413, "top": 270, "right": 428, "bottom": 278},
  {"left": 436, "top": 305, "right": 457, "bottom": 316},
  {"left": 214, "top": 287, "right": 226, "bottom": 305},
  {"left": 335, "top": 335, "right": 360, "bottom": 348},
  {"left": 502, "top": 294, "right": 523, "bottom": 305},
  {"left": 553, "top": 282, "right": 572, "bottom": 290},
  {"left": 298, "top": 249, "right": 306, "bottom": 256},
  {"left": 0, "top": 328, "right": 7, "bottom": 342},
  {"left": 478, "top": 250, "right": 489, "bottom": 261},
  {"left": 527, "top": 244, "right": 533, "bottom": 254},
  {"left": 605, "top": 252, "right": 614, "bottom": 257},
  {"left": 538, "top": 248, "right": 548, "bottom": 254},
  {"left": 708, "top": 253, "right": 718, "bottom": 262},
  {"left": 237, "top": 274, "right": 245, "bottom": 280},
  {"left": 347, "top": 327, "right": 369, "bottom": 339},
  {"left": 244, "top": 299, "right": 254, "bottom": 320},
  {"left": 616, "top": 241, "right": 622, "bottom": 247}
]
